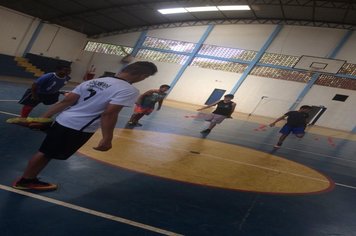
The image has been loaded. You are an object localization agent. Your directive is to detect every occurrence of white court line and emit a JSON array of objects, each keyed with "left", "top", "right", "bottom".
[
  {"left": 0, "top": 110, "right": 20, "bottom": 117},
  {"left": 0, "top": 184, "right": 183, "bottom": 236},
  {"left": 335, "top": 183, "right": 356, "bottom": 190},
  {"left": 0, "top": 100, "right": 19, "bottom": 102}
]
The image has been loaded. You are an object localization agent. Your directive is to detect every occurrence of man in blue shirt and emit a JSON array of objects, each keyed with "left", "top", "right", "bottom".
[
  {"left": 269, "top": 105, "right": 312, "bottom": 148},
  {"left": 19, "top": 65, "right": 71, "bottom": 117}
]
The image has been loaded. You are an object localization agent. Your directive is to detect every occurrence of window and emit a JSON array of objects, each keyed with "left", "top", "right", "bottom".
[
  {"left": 84, "top": 41, "right": 133, "bottom": 56},
  {"left": 136, "top": 49, "right": 188, "bottom": 64},
  {"left": 316, "top": 75, "right": 356, "bottom": 90},
  {"left": 143, "top": 37, "right": 196, "bottom": 53},
  {"left": 339, "top": 63, "right": 356, "bottom": 76},
  {"left": 259, "top": 53, "right": 300, "bottom": 67},
  {"left": 198, "top": 44, "right": 256, "bottom": 61},
  {"left": 191, "top": 57, "right": 247, "bottom": 73},
  {"left": 251, "top": 66, "right": 311, "bottom": 83}
]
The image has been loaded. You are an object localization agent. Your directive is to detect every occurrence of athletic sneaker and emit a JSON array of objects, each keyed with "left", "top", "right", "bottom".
[
  {"left": 127, "top": 122, "right": 143, "bottom": 127},
  {"left": 274, "top": 143, "right": 283, "bottom": 148},
  {"left": 12, "top": 178, "right": 57, "bottom": 191},
  {"left": 200, "top": 129, "right": 211, "bottom": 134}
]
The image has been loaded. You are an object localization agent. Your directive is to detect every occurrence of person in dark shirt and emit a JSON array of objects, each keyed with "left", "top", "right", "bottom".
[
  {"left": 127, "top": 84, "right": 170, "bottom": 127},
  {"left": 197, "top": 94, "right": 236, "bottom": 134},
  {"left": 269, "top": 105, "right": 312, "bottom": 148},
  {"left": 18, "top": 65, "right": 71, "bottom": 117}
]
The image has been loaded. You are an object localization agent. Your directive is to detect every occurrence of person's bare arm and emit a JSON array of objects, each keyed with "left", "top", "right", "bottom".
[
  {"left": 93, "top": 104, "right": 123, "bottom": 151},
  {"left": 42, "top": 93, "right": 80, "bottom": 118},
  {"left": 269, "top": 114, "right": 287, "bottom": 127},
  {"left": 197, "top": 100, "right": 219, "bottom": 111},
  {"left": 227, "top": 102, "right": 236, "bottom": 118},
  {"left": 157, "top": 99, "right": 164, "bottom": 110}
]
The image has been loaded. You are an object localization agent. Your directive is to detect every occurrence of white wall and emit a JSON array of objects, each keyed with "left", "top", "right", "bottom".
[
  {"left": 69, "top": 51, "right": 95, "bottom": 83},
  {"left": 204, "top": 24, "right": 276, "bottom": 50},
  {"left": 335, "top": 31, "right": 356, "bottom": 63},
  {"left": 148, "top": 26, "right": 209, "bottom": 42},
  {"left": 234, "top": 75, "right": 305, "bottom": 117},
  {"left": 300, "top": 86, "right": 356, "bottom": 131},
  {"left": 0, "top": 6, "right": 87, "bottom": 61},
  {"left": 168, "top": 67, "right": 240, "bottom": 105},
  {"left": 268, "top": 25, "right": 346, "bottom": 57},
  {"left": 30, "top": 24, "right": 87, "bottom": 62},
  {"left": 93, "top": 32, "right": 141, "bottom": 47},
  {"left": 133, "top": 61, "right": 181, "bottom": 92},
  {"left": 0, "top": 6, "right": 38, "bottom": 56}
]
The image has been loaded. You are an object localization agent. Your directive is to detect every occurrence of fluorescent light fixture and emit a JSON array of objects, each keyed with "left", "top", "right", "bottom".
[
  {"left": 158, "top": 5, "right": 250, "bottom": 14},
  {"left": 217, "top": 5, "right": 251, "bottom": 11},
  {"left": 158, "top": 8, "right": 187, "bottom": 14},
  {"left": 185, "top": 6, "right": 218, "bottom": 12}
]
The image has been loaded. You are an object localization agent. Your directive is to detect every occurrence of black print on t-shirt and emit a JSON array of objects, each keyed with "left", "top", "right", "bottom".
[
  {"left": 84, "top": 88, "right": 97, "bottom": 101},
  {"left": 87, "top": 81, "right": 112, "bottom": 90}
]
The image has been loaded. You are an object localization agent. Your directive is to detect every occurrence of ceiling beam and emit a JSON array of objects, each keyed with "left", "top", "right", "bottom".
[
  {"left": 279, "top": 0, "right": 286, "bottom": 20},
  {"left": 46, "top": 0, "right": 198, "bottom": 20},
  {"left": 342, "top": 0, "right": 353, "bottom": 24},
  {"left": 91, "top": 18, "right": 355, "bottom": 37}
]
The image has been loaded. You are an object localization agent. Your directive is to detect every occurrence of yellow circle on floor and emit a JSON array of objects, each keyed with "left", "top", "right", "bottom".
[{"left": 79, "top": 129, "right": 333, "bottom": 194}]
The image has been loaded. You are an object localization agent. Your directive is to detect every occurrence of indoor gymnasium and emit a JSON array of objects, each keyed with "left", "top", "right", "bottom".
[{"left": 0, "top": 1, "right": 355, "bottom": 235}]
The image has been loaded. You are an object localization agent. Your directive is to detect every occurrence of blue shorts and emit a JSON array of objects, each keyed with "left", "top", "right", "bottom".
[
  {"left": 279, "top": 124, "right": 305, "bottom": 135},
  {"left": 18, "top": 89, "right": 59, "bottom": 106}
]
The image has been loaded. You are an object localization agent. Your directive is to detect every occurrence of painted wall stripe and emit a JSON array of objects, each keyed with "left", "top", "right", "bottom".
[
  {"left": 328, "top": 30, "right": 353, "bottom": 59},
  {"left": 131, "top": 30, "right": 148, "bottom": 57},
  {"left": 168, "top": 24, "right": 215, "bottom": 92},
  {"left": 351, "top": 126, "right": 356, "bottom": 133},
  {"left": 229, "top": 24, "right": 283, "bottom": 94},
  {"left": 23, "top": 21, "right": 44, "bottom": 56}
]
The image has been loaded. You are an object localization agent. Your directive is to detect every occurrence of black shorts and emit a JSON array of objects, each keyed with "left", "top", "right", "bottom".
[
  {"left": 18, "top": 89, "right": 60, "bottom": 106},
  {"left": 39, "top": 122, "right": 94, "bottom": 160}
]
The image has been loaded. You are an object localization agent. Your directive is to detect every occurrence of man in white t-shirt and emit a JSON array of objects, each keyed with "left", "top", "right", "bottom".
[{"left": 12, "top": 61, "right": 158, "bottom": 191}]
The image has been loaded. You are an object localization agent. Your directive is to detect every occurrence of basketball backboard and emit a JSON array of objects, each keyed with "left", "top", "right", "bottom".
[{"left": 293, "top": 55, "right": 346, "bottom": 74}]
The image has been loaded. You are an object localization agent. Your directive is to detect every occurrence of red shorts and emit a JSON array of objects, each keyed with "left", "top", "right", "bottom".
[{"left": 134, "top": 105, "right": 154, "bottom": 115}]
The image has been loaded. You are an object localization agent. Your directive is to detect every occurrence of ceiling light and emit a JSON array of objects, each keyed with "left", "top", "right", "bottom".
[
  {"left": 157, "top": 5, "right": 251, "bottom": 15},
  {"left": 185, "top": 6, "right": 218, "bottom": 12},
  {"left": 217, "top": 5, "right": 251, "bottom": 11},
  {"left": 158, "top": 8, "right": 187, "bottom": 14}
]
